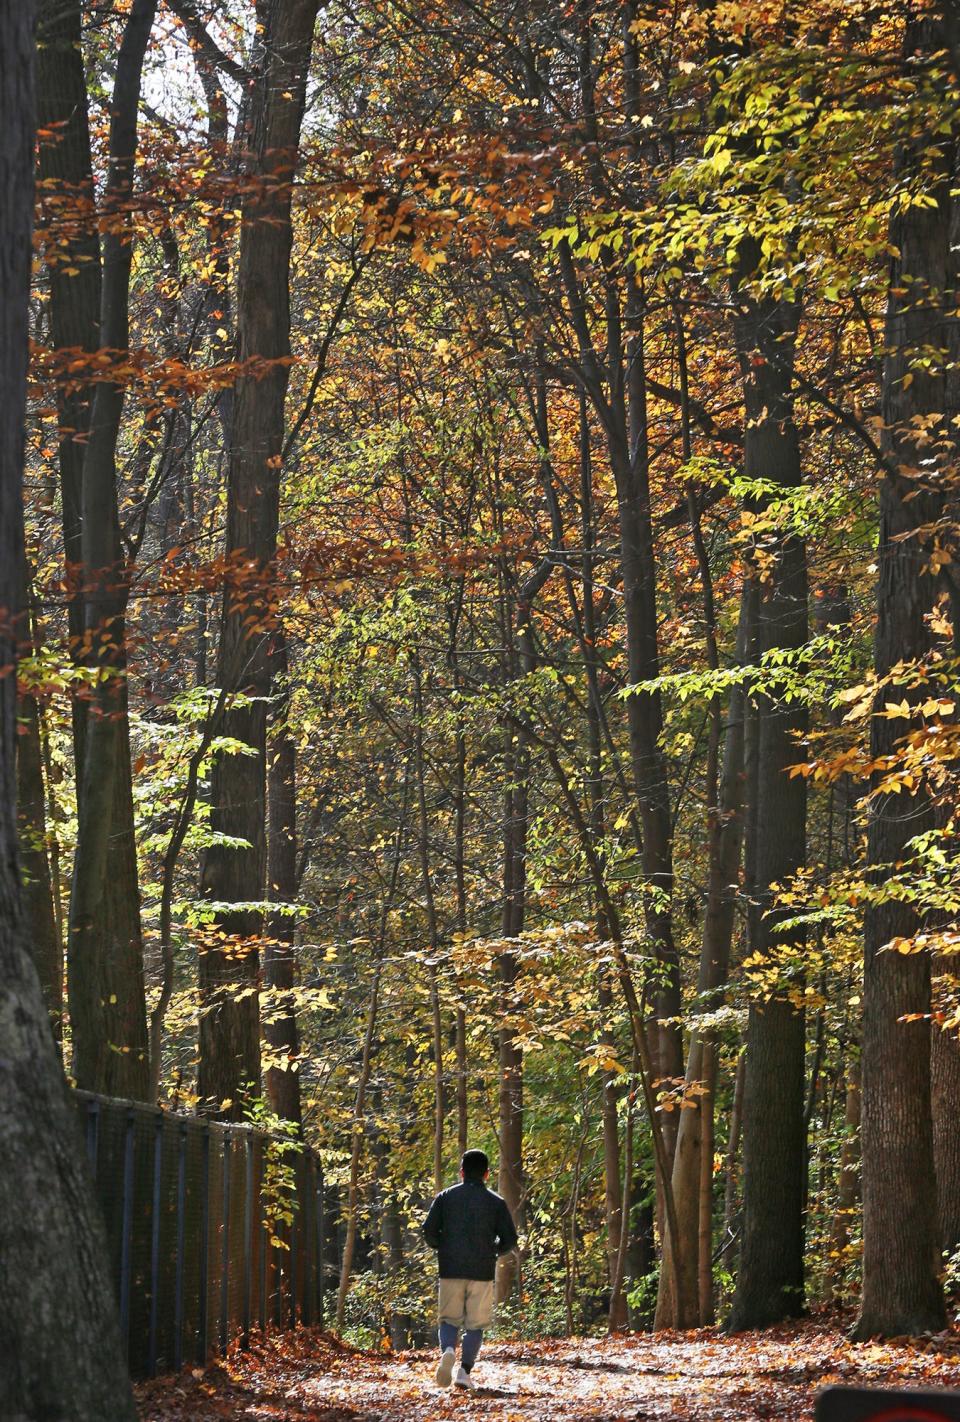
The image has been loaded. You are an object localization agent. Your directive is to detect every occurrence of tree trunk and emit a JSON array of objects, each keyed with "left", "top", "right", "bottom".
[
  {"left": 656, "top": 588, "right": 752, "bottom": 1327},
  {"left": 371, "top": 1085, "right": 414, "bottom": 1347},
  {"left": 35, "top": 0, "right": 101, "bottom": 750},
  {"left": 495, "top": 543, "right": 534, "bottom": 1303},
  {"left": 0, "top": 6, "right": 137, "bottom": 1407},
  {"left": 577, "top": 394, "right": 627, "bottom": 1329},
  {"left": 264, "top": 630, "right": 302, "bottom": 1127},
  {"left": 449, "top": 588, "right": 470, "bottom": 1154},
  {"left": 722, "top": 1047, "right": 746, "bottom": 1258},
  {"left": 413, "top": 659, "right": 445, "bottom": 1192},
  {"left": 38, "top": 0, "right": 151, "bottom": 1097},
  {"left": 198, "top": 0, "right": 320, "bottom": 1117},
  {"left": 619, "top": 282, "right": 684, "bottom": 1144},
  {"left": 497, "top": 755, "right": 525, "bottom": 1303},
  {"left": 336, "top": 771, "right": 408, "bottom": 1330},
  {"left": 854, "top": 16, "right": 951, "bottom": 1338},
  {"left": 932, "top": 1020, "right": 960, "bottom": 1257},
  {"left": 826, "top": 1055, "right": 860, "bottom": 1303},
  {"left": 66, "top": 0, "right": 155, "bottom": 1101},
  {"left": 598, "top": 971, "right": 626, "bottom": 1329},
  {"left": 556, "top": 243, "right": 683, "bottom": 1160},
  {"left": 728, "top": 267, "right": 808, "bottom": 1332},
  {"left": 335, "top": 956, "right": 382, "bottom": 1331},
  {"left": 16, "top": 645, "right": 61, "bottom": 1043}
]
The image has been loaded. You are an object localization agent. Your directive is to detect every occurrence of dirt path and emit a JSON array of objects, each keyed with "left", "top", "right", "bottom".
[{"left": 137, "top": 1322, "right": 960, "bottom": 1421}]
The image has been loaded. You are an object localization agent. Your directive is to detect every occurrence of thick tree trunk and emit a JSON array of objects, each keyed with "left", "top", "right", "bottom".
[
  {"left": 66, "top": 0, "right": 155, "bottom": 1101},
  {"left": 854, "top": 18, "right": 952, "bottom": 1338},
  {"left": 728, "top": 270, "right": 808, "bottom": 1332},
  {"left": 198, "top": 0, "right": 320, "bottom": 1117},
  {"left": 0, "top": 8, "right": 137, "bottom": 1409}
]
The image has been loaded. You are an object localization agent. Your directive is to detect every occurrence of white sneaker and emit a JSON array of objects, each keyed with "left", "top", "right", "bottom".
[
  {"left": 436, "top": 1347, "right": 456, "bottom": 1388},
  {"left": 454, "top": 1365, "right": 477, "bottom": 1391}
]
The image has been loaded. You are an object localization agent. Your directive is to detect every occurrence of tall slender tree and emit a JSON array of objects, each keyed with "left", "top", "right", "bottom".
[
  {"left": 38, "top": 0, "right": 152, "bottom": 1098},
  {"left": 198, "top": 0, "right": 322, "bottom": 1116},
  {"left": 65, "top": 0, "right": 156, "bottom": 1100}
]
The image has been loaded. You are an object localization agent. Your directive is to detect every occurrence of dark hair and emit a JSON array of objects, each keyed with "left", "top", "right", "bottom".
[{"left": 461, "top": 1149, "right": 489, "bottom": 1180}]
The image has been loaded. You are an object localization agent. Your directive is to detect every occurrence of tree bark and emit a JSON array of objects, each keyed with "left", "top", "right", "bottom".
[
  {"left": 854, "top": 16, "right": 952, "bottom": 1338},
  {"left": 932, "top": 1021, "right": 960, "bottom": 1256},
  {"left": 264, "top": 630, "right": 303, "bottom": 1127},
  {"left": 656, "top": 587, "right": 752, "bottom": 1327},
  {"left": 412, "top": 657, "right": 445, "bottom": 1192},
  {"left": 0, "top": 6, "right": 136, "bottom": 1408},
  {"left": 826, "top": 1055, "right": 860, "bottom": 1303},
  {"left": 35, "top": 0, "right": 101, "bottom": 738},
  {"left": 728, "top": 266, "right": 808, "bottom": 1332},
  {"left": 198, "top": 0, "right": 320, "bottom": 1117},
  {"left": 497, "top": 745, "right": 525, "bottom": 1303},
  {"left": 721, "top": 1046, "right": 746, "bottom": 1244},
  {"left": 619, "top": 281, "right": 684, "bottom": 1142},
  {"left": 16, "top": 636, "right": 61, "bottom": 1043},
  {"left": 65, "top": 0, "right": 155, "bottom": 1101},
  {"left": 556, "top": 243, "right": 683, "bottom": 1161}
]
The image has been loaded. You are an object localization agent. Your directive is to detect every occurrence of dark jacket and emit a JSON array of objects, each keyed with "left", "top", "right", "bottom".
[{"left": 422, "top": 1178, "right": 518, "bottom": 1281}]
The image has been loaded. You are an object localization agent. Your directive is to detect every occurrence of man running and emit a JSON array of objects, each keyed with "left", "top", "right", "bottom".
[{"left": 422, "top": 1149, "right": 518, "bottom": 1391}]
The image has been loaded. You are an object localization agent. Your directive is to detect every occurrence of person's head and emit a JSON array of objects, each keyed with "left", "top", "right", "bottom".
[{"left": 460, "top": 1148, "right": 489, "bottom": 1182}]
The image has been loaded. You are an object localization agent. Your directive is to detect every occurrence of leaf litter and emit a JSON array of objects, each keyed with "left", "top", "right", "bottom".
[{"left": 137, "top": 1320, "right": 960, "bottom": 1421}]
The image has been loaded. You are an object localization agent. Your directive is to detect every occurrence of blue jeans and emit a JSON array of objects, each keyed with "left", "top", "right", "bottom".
[{"left": 439, "top": 1321, "right": 483, "bottom": 1372}]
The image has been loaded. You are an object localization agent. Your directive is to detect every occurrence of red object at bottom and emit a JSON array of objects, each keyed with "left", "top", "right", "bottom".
[{"left": 816, "top": 1387, "right": 960, "bottom": 1422}]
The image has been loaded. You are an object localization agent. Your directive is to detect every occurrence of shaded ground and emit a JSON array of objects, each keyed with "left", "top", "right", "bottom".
[{"left": 137, "top": 1321, "right": 960, "bottom": 1421}]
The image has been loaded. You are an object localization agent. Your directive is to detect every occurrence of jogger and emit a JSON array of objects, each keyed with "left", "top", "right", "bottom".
[{"left": 423, "top": 1149, "right": 518, "bottom": 1389}]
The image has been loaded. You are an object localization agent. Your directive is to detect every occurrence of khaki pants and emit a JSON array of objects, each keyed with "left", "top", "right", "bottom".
[{"left": 438, "top": 1277, "right": 495, "bottom": 1330}]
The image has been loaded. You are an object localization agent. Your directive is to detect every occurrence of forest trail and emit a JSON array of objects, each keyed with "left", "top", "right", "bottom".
[{"left": 137, "top": 1322, "right": 960, "bottom": 1421}]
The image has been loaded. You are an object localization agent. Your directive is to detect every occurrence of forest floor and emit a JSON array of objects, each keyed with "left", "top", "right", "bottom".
[{"left": 136, "top": 1319, "right": 960, "bottom": 1421}]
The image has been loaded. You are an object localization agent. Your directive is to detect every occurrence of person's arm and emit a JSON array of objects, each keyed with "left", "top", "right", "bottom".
[
  {"left": 423, "top": 1193, "right": 443, "bottom": 1250},
  {"left": 495, "top": 1197, "right": 518, "bottom": 1256}
]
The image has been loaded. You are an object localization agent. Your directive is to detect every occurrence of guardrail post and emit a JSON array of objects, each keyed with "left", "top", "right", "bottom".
[
  {"left": 260, "top": 1213, "right": 268, "bottom": 1333},
  {"left": 316, "top": 1162, "right": 324, "bottom": 1329},
  {"left": 219, "top": 1133, "right": 231, "bottom": 1356},
  {"left": 84, "top": 1095, "right": 100, "bottom": 1172},
  {"left": 147, "top": 1111, "right": 163, "bottom": 1376},
  {"left": 302, "top": 1154, "right": 312, "bottom": 1329},
  {"left": 289, "top": 1172, "right": 298, "bottom": 1330},
  {"left": 243, "top": 1133, "right": 253, "bottom": 1348},
  {"left": 174, "top": 1119, "right": 188, "bottom": 1371},
  {"left": 198, "top": 1122, "right": 210, "bottom": 1364},
  {"left": 119, "top": 1107, "right": 136, "bottom": 1357}
]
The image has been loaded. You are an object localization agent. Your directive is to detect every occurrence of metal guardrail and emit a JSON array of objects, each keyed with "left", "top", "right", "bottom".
[{"left": 74, "top": 1090, "right": 330, "bottom": 1377}]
